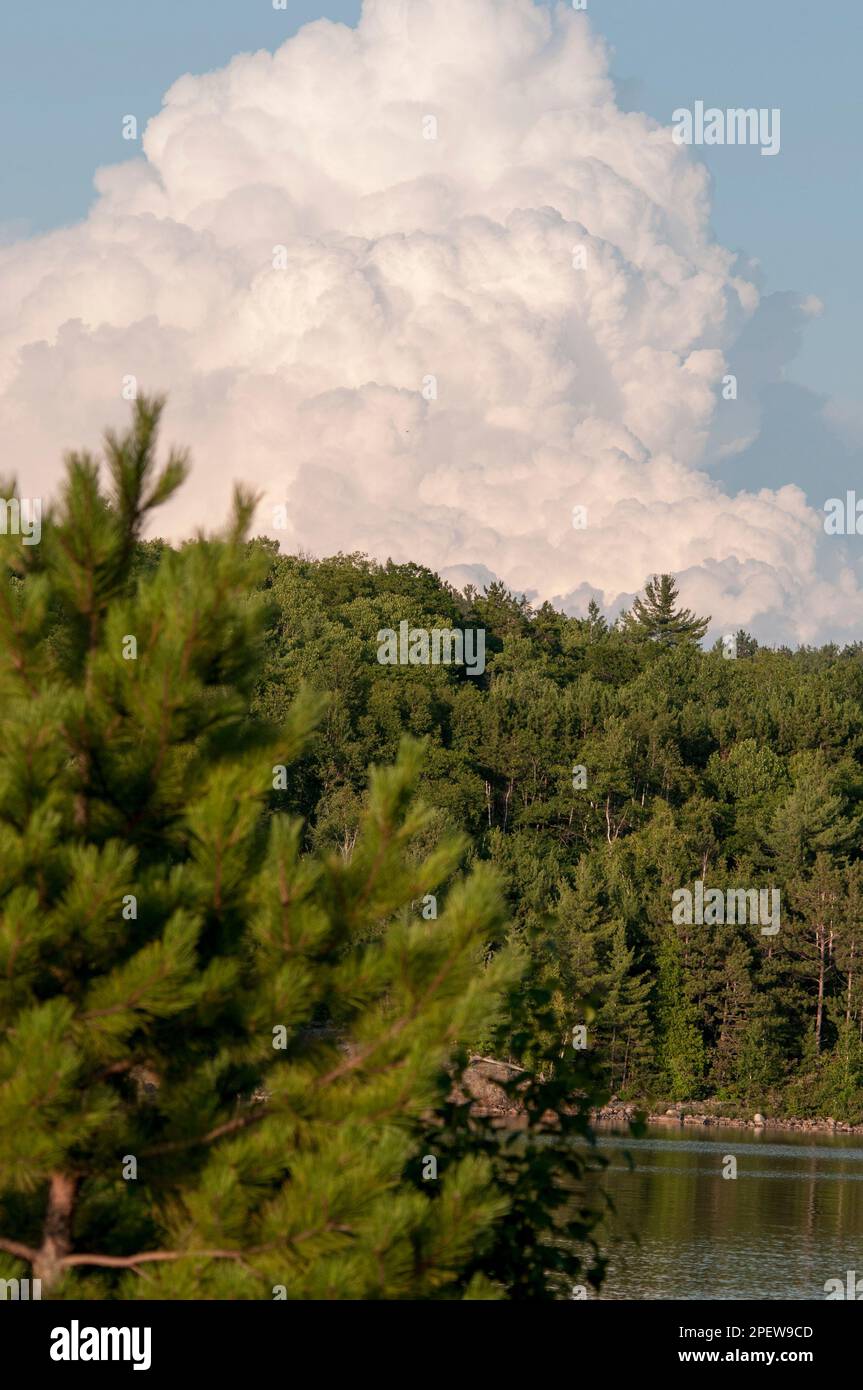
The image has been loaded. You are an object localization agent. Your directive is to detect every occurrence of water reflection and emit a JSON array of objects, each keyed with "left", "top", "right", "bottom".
[{"left": 583, "top": 1124, "right": 863, "bottom": 1299}]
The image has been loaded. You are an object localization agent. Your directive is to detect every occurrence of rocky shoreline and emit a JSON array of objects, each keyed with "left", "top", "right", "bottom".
[
  {"left": 458, "top": 1060, "right": 863, "bottom": 1134},
  {"left": 592, "top": 1101, "right": 863, "bottom": 1135}
]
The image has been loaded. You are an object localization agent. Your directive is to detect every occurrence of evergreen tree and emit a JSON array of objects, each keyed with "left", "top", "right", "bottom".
[
  {"left": 621, "top": 573, "right": 709, "bottom": 648},
  {"left": 734, "top": 629, "right": 759, "bottom": 659},
  {"left": 601, "top": 922, "right": 654, "bottom": 1096},
  {"left": 655, "top": 930, "right": 706, "bottom": 1100},
  {"left": 785, "top": 854, "right": 844, "bottom": 1053},
  {"left": 584, "top": 598, "right": 608, "bottom": 641},
  {"left": 709, "top": 933, "right": 757, "bottom": 1095},
  {"left": 818, "top": 1018, "right": 863, "bottom": 1123},
  {"left": 733, "top": 1002, "right": 788, "bottom": 1102},
  {"left": 0, "top": 399, "right": 605, "bottom": 1300},
  {"left": 548, "top": 861, "right": 617, "bottom": 1048},
  {"left": 766, "top": 751, "right": 853, "bottom": 877},
  {"left": 834, "top": 862, "right": 863, "bottom": 1040}
]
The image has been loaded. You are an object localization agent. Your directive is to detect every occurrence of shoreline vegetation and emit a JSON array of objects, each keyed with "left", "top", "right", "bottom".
[
  {"left": 462, "top": 1058, "right": 863, "bottom": 1135},
  {"left": 591, "top": 1104, "right": 863, "bottom": 1136}
]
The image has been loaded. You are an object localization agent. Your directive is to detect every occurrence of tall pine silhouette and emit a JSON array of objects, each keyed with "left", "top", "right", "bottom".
[{"left": 622, "top": 574, "right": 709, "bottom": 647}]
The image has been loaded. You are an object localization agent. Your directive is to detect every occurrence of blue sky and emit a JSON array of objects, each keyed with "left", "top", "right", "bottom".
[{"left": 1, "top": 0, "right": 859, "bottom": 406}]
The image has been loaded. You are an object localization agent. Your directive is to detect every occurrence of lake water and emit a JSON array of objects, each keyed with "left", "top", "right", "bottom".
[{"left": 586, "top": 1123, "right": 863, "bottom": 1299}]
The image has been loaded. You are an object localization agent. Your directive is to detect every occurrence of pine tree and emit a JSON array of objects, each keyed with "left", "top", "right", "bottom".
[
  {"left": 784, "top": 854, "right": 844, "bottom": 1053},
  {"left": 819, "top": 1018, "right": 863, "bottom": 1123},
  {"left": 542, "top": 858, "right": 653, "bottom": 1096},
  {"left": 602, "top": 922, "right": 653, "bottom": 1096},
  {"left": 709, "top": 933, "right": 757, "bottom": 1095},
  {"left": 584, "top": 598, "right": 608, "bottom": 641},
  {"left": 834, "top": 862, "right": 863, "bottom": 1041},
  {"left": 0, "top": 398, "right": 605, "bottom": 1300},
  {"left": 655, "top": 930, "right": 706, "bottom": 1100},
  {"left": 554, "top": 859, "right": 617, "bottom": 1005},
  {"left": 621, "top": 574, "right": 709, "bottom": 648},
  {"left": 766, "top": 751, "right": 853, "bottom": 878},
  {"left": 734, "top": 629, "right": 759, "bottom": 659}
]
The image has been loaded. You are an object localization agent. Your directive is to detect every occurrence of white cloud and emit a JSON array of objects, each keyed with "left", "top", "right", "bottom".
[{"left": 0, "top": 0, "right": 857, "bottom": 644}]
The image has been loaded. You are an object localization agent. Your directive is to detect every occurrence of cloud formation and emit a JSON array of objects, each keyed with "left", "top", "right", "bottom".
[{"left": 0, "top": 0, "right": 857, "bottom": 643}]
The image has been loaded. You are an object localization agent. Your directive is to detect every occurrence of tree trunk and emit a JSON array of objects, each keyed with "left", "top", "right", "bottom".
[
  {"left": 32, "top": 1172, "right": 78, "bottom": 1291},
  {"left": 815, "top": 921, "right": 826, "bottom": 1052}
]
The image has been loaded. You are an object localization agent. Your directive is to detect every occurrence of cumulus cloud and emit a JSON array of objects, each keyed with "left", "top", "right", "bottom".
[{"left": 0, "top": 0, "right": 858, "bottom": 643}]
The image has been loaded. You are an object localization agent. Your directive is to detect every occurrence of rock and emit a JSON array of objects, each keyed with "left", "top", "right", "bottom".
[
  {"left": 753, "top": 1112, "right": 765, "bottom": 1125},
  {"left": 666, "top": 1108, "right": 678, "bottom": 1116}
]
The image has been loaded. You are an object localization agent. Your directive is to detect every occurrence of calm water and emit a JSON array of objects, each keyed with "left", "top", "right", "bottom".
[{"left": 586, "top": 1123, "right": 863, "bottom": 1299}]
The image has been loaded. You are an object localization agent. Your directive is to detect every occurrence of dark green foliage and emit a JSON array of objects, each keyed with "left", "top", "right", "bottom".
[
  {"left": 0, "top": 399, "right": 609, "bottom": 1301},
  {"left": 5, "top": 395, "right": 863, "bottom": 1306},
  {"left": 241, "top": 549, "right": 863, "bottom": 1119},
  {"left": 621, "top": 573, "right": 709, "bottom": 647}
]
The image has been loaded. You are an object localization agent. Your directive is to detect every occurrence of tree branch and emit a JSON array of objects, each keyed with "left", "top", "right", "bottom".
[
  {"left": 139, "top": 1107, "right": 266, "bottom": 1158},
  {"left": 0, "top": 1236, "right": 39, "bottom": 1263},
  {"left": 61, "top": 1247, "right": 263, "bottom": 1270}
]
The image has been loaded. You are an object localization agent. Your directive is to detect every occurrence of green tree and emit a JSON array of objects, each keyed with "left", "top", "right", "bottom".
[
  {"left": 601, "top": 922, "right": 654, "bottom": 1096},
  {"left": 0, "top": 399, "right": 604, "bottom": 1300},
  {"left": 655, "top": 930, "right": 707, "bottom": 1100},
  {"left": 621, "top": 573, "right": 709, "bottom": 648},
  {"left": 584, "top": 598, "right": 608, "bottom": 641},
  {"left": 766, "top": 751, "right": 853, "bottom": 877}
]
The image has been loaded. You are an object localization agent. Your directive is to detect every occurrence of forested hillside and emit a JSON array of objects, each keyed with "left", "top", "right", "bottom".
[{"left": 236, "top": 544, "right": 863, "bottom": 1120}]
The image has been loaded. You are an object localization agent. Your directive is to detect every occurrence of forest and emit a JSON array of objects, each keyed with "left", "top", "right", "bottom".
[
  {"left": 2, "top": 397, "right": 862, "bottom": 1303},
  {"left": 241, "top": 545, "right": 863, "bottom": 1120}
]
